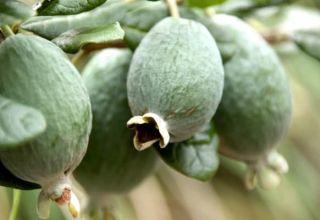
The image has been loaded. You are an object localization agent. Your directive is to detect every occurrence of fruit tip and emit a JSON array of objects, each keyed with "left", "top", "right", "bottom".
[
  {"left": 257, "top": 168, "right": 281, "bottom": 190},
  {"left": 267, "top": 150, "right": 289, "bottom": 174},
  {"left": 37, "top": 190, "right": 51, "bottom": 219},
  {"left": 244, "top": 168, "right": 257, "bottom": 190},
  {"left": 37, "top": 179, "right": 81, "bottom": 219},
  {"left": 127, "top": 113, "right": 170, "bottom": 151}
]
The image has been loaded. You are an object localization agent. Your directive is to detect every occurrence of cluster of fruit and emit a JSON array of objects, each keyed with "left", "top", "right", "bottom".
[{"left": 0, "top": 0, "right": 292, "bottom": 219}]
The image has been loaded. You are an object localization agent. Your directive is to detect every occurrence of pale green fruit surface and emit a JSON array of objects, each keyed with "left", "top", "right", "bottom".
[
  {"left": 212, "top": 15, "right": 292, "bottom": 162},
  {"left": 0, "top": 159, "right": 40, "bottom": 189},
  {"left": 127, "top": 17, "right": 224, "bottom": 143},
  {"left": 74, "top": 49, "right": 156, "bottom": 197},
  {"left": 0, "top": 34, "right": 92, "bottom": 186}
]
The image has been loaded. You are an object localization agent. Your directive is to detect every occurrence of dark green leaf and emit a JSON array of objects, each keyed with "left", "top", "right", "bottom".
[
  {"left": 52, "top": 22, "right": 125, "bottom": 53},
  {"left": 120, "top": 1, "right": 169, "bottom": 49},
  {"left": 21, "top": 1, "right": 138, "bottom": 40},
  {"left": 37, "top": 0, "right": 107, "bottom": 16},
  {"left": 292, "top": 30, "right": 320, "bottom": 61},
  {"left": 122, "top": 26, "right": 146, "bottom": 50},
  {"left": 0, "top": 95, "right": 46, "bottom": 149},
  {"left": 157, "top": 123, "right": 220, "bottom": 181},
  {"left": 186, "top": 0, "right": 226, "bottom": 8},
  {"left": 0, "top": 0, "right": 34, "bottom": 26}
]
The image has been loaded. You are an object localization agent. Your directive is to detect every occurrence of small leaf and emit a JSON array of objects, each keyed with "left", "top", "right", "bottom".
[
  {"left": 292, "top": 30, "right": 320, "bottom": 61},
  {"left": 52, "top": 22, "right": 125, "bottom": 53},
  {"left": 0, "top": 0, "right": 34, "bottom": 26},
  {"left": 122, "top": 26, "right": 146, "bottom": 50},
  {"left": 0, "top": 95, "right": 46, "bottom": 149},
  {"left": 21, "top": 1, "right": 134, "bottom": 40},
  {"left": 157, "top": 123, "right": 220, "bottom": 181},
  {"left": 37, "top": 0, "right": 107, "bottom": 16},
  {"left": 186, "top": 0, "right": 226, "bottom": 8}
]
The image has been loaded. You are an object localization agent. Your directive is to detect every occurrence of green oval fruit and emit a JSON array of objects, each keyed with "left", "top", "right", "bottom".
[
  {"left": 0, "top": 34, "right": 92, "bottom": 217},
  {"left": 127, "top": 17, "right": 224, "bottom": 151},
  {"left": 211, "top": 15, "right": 292, "bottom": 189},
  {"left": 74, "top": 49, "right": 156, "bottom": 199}
]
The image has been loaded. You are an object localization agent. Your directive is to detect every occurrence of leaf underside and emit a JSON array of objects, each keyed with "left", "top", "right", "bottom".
[
  {"left": 52, "top": 22, "right": 125, "bottom": 53},
  {"left": 37, "top": 0, "right": 107, "bottom": 16},
  {"left": 0, "top": 0, "right": 34, "bottom": 26},
  {"left": 293, "top": 30, "right": 320, "bottom": 61},
  {"left": 157, "top": 123, "right": 220, "bottom": 181}
]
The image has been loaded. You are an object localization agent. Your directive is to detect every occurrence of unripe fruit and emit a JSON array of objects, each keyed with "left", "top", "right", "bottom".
[
  {"left": 127, "top": 17, "right": 224, "bottom": 151},
  {"left": 0, "top": 34, "right": 92, "bottom": 218},
  {"left": 210, "top": 15, "right": 292, "bottom": 189},
  {"left": 74, "top": 49, "right": 157, "bottom": 200}
]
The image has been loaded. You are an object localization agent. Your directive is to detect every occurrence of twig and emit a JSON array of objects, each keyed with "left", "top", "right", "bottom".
[
  {"left": 8, "top": 190, "right": 21, "bottom": 220},
  {"left": 1, "top": 25, "right": 15, "bottom": 38},
  {"left": 166, "top": 0, "right": 180, "bottom": 18}
]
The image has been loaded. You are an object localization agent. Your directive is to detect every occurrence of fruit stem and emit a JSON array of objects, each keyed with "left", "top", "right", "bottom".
[
  {"left": 1, "top": 25, "right": 15, "bottom": 38},
  {"left": 71, "top": 49, "right": 87, "bottom": 71},
  {"left": 166, "top": 0, "right": 180, "bottom": 18},
  {"left": 9, "top": 189, "right": 21, "bottom": 220},
  {"left": 204, "top": 8, "right": 215, "bottom": 17}
]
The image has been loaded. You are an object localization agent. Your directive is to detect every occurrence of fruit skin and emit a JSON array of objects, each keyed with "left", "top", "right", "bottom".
[
  {"left": 0, "top": 34, "right": 92, "bottom": 187},
  {"left": 0, "top": 159, "right": 40, "bottom": 190},
  {"left": 127, "top": 17, "right": 224, "bottom": 146},
  {"left": 211, "top": 15, "right": 292, "bottom": 162},
  {"left": 74, "top": 49, "right": 156, "bottom": 197}
]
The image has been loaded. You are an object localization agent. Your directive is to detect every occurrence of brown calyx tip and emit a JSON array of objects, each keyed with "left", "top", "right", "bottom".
[
  {"left": 127, "top": 113, "right": 170, "bottom": 151},
  {"left": 55, "top": 188, "right": 71, "bottom": 205},
  {"left": 136, "top": 122, "right": 161, "bottom": 141}
]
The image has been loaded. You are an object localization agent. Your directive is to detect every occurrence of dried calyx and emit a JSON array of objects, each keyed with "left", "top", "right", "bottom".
[
  {"left": 127, "top": 113, "right": 169, "bottom": 151},
  {"left": 245, "top": 150, "right": 289, "bottom": 190},
  {"left": 37, "top": 176, "right": 80, "bottom": 219}
]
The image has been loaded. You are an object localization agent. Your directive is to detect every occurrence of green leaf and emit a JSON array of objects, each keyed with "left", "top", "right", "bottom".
[
  {"left": 120, "top": 1, "right": 169, "bottom": 49},
  {"left": 20, "top": 1, "right": 136, "bottom": 40},
  {"left": 52, "top": 22, "right": 125, "bottom": 53},
  {"left": 122, "top": 26, "right": 146, "bottom": 50},
  {"left": 292, "top": 30, "right": 320, "bottom": 61},
  {"left": 186, "top": 0, "right": 226, "bottom": 8},
  {"left": 37, "top": 0, "right": 107, "bottom": 16},
  {"left": 0, "top": 0, "right": 34, "bottom": 26},
  {"left": 0, "top": 95, "right": 46, "bottom": 149},
  {"left": 157, "top": 123, "right": 220, "bottom": 181}
]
